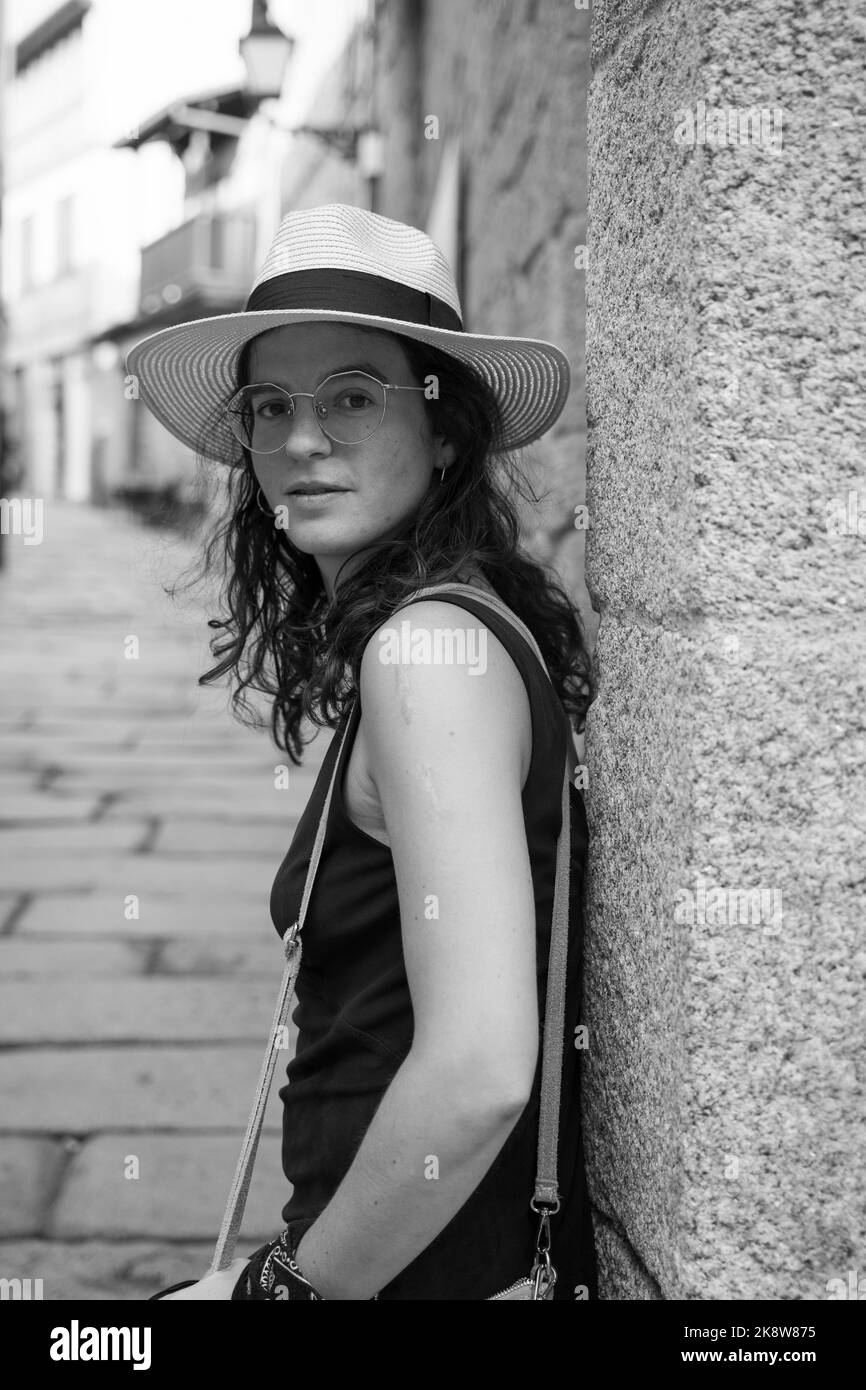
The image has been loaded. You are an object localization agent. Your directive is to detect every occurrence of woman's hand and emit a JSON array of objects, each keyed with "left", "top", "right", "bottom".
[{"left": 159, "top": 1256, "right": 250, "bottom": 1300}]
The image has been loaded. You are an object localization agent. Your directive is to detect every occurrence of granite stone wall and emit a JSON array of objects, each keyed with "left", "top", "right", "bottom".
[
  {"left": 375, "top": 0, "right": 593, "bottom": 634},
  {"left": 585, "top": 0, "right": 864, "bottom": 1298}
]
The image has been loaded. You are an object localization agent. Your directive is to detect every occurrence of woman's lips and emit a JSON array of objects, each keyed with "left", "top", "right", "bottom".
[
  {"left": 285, "top": 485, "right": 348, "bottom": 495},
  {"left": 286, "top": 489, "right": 348, "bottom": 505}
]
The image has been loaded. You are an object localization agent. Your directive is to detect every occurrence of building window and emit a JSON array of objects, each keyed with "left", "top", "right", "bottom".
[
  {"left": 57, "top": 196, "right": 74, "bottom": 276},
  {"left": 20, "top": 216, "right": 35, "bottom": 293}
]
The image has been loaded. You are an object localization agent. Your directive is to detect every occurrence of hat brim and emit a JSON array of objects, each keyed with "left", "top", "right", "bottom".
[{"left": 124, "top": 309, "right": 571, "bottom": 463}]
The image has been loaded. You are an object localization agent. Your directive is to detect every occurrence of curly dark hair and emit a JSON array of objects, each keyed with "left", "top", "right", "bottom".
[{"left": 167, "top": 325, "right": 594, "bottom": 766}]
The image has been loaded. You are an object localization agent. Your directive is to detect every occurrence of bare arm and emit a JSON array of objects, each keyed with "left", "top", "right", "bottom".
[{"left": 293, "top": 601, "right": 539, "bottom": 1299}]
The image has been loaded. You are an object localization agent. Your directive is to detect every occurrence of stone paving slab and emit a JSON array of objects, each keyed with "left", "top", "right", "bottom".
[
  {"left": 154, "top": 939, "right": 281, "bottom": 976},
  {"left": 0, "top": 1137, "right": 67, "bottom": 1237},
  {"left": 15, "top": 893, "right": 273, "bottom": 936},
  {"left": 0, "top": 728, "right": 141, "bottom": 751},
  {"left": 0, "top": 773, "right": 51, "bottom": 791},
  {"left": 24, "top": 717, "right": 263, "bottom": 741},
  {"left": 0, "top": 1047, "right": 287, "bottom": 1130},
  {"left": 131, "top": 732, "right": 325, "bottom": 755},
  {"left": 100, "top": 790, "right": 301, "bottom": 822},
  {"left": 50, "top": 1133, "right": 290, "bottom": 1242},
  {"left": 0, "top": 1239, "right": 221, "bottom": 1300},
  {"left": 0, "top": 891, "right": 24, "bottom": 926},
  {"left": 0, "top": 795, "right": 104, "bottom": 823},
  {"left": 0, "top": 937, "right": 281, "bottom": 977},
  {"left": 5, "top": 749, "right": 273, "bottom": 775},
  {"left": 0, "top": 734, "right": 136, "bottom": 757},
  {"left": 0, "top": 980, "right": 286, "bottom": 1044},
  {"left": 0, "top": 939, "right": 149, "bottom": 977},
  {"left": 149, "top": 819, "right": 296, "bottom": 856},
  {"left": 0, "top": 503, "right": 303, "bottom": 1254},
  {"left": 0, "top": 823, "right": 150, "bottom": 855},
  {"left": 0, "top": 676, "right": 203, "bottom": 698},
  {"left": 0, "top": 853, "right": 275, "bottom": 893},
  {"left": 48, "top": 770, "right": 285, "bottom": 796},
  {"left": 122, "top": 738, "right": 279, "bottom": 756}
]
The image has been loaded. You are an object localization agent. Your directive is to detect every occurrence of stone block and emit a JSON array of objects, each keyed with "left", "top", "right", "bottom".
[
  {"left": 155, "top": 938, "right": 283, "bottom": 976},
  {"left": 0, "top": 980, "right": 284, "bottom": 1044},
  {"left": 0, "top": 853, "right": 273, "bottom": 894},
  {"left": 0, "top": 1139, "right": 66, "bottom": 1237},
  {"left": 50, "top": 1132, "right": 289, "bottom": 1242},
  {"left": 0, "top": 939, "right": 147, "bottom": 977},
  {"left": 0, "top": 1047, "right": 286, "bottom": 1131},
  {"left": 0, "top": 1238, "right": 215, "bottom": 1301},
  {"left": 15, "top": 893, "right": 271, "bottom": 936},
  {"left": 150, "top": 819, "right": 297, "bottom": 857}
]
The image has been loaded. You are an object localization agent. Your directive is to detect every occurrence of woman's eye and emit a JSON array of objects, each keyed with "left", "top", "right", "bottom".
[
  {"left": 337, "top": 390, "right": 374, "bottom": 410},
  {"left": 255, "top": 398, "right": 289, "bottom": 418}
]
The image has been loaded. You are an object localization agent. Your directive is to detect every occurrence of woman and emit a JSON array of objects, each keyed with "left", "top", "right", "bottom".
[{"left": 126, "top": 203, "right": 596, "bottom": 1300}]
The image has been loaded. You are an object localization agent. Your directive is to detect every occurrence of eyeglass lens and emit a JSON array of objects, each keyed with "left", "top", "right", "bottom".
[{"left": 227, "top": 372, "right": 387, "bottom": 451}]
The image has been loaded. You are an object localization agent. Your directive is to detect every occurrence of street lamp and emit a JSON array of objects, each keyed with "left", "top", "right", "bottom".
[
  {"left": 116, "top": 1, "right": 379, "bottom": 186},
  {"left": 239, "top": 0, "right": 294, "bottom": 100}
]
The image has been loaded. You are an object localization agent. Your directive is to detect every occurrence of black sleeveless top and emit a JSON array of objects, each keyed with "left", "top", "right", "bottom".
[{"left": 269, "top": 590, "right": 597, "bottom": 1300}]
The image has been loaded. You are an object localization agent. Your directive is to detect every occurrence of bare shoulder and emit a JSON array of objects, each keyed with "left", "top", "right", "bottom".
[
  {"left": 358, "top": 596, "right": 533, "bottom": 786},
  {"left": 343, "top": 590, "right": 533, "bottom": 845}
]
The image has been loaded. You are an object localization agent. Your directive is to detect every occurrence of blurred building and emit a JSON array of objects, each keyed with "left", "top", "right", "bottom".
[
  {"left": 98, "top": 0, "right": 371, "bottom": 514},
  {"left": 1, "top": 0, "right": 143, "bottom": 502},
  {"left": 3, "top": 0, "right": 587, "bottom": 610}
]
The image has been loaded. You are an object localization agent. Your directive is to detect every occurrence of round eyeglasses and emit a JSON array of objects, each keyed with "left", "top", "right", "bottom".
[{"left": 224, "top": 370, "right": 428, "bottom": 452}]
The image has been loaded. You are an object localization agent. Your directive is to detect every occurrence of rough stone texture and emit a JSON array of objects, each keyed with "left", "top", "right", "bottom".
[
  {"left": 592, "top": 1214, "right": 663, "bottom": 1300},
  {"left": 581, "top": 619, "right": 693, "bottom": 1297},
  {"left": 586, "top": 0, "right": 864, "bottom": 1298}
]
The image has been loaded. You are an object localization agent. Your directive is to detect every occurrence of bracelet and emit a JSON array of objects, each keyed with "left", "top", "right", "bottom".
[
  {"left": 230, "top": 1222, "right": 324, "bottom": 1301},
  {"left": 259, "top": 1231, "right": 323, "bottom": 1301}
]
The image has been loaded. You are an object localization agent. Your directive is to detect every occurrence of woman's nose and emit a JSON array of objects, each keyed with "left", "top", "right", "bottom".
[{"left": 283, "top": 395, "right": 331, "bottom": 455}]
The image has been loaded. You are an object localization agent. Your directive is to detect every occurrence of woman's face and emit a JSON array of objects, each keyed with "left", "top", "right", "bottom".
[{"left": 246, "top": 322, "right": 455, "bottom": 598}]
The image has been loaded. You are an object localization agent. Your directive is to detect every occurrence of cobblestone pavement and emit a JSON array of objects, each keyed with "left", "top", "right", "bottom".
[{"left": 0, "top": 500, "right": 329, "bottom": 1300}]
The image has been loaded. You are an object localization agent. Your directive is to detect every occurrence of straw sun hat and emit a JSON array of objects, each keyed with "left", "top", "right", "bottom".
[{"left": 124, "top": 203, "right": 571, "bottom": 464}]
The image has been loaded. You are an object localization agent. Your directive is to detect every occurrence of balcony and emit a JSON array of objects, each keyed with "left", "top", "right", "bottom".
[{"left": 139, "top": 209, "right": 257, "bottom": 321}]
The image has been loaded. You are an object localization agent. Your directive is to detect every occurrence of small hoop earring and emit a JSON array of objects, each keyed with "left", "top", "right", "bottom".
[
  {"left": 439, "top": 465, "right": 449, "bottom": 486},
  {"left": 256, "top": 485, "right": 275, "bottom": 517}
]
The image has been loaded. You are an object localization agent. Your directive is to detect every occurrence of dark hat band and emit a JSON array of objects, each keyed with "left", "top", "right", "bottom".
[{"left": 244, "top": 267, "right": 463, "bottom": 332}]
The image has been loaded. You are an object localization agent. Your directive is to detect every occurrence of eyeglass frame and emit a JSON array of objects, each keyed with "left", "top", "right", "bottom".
[{"left": 224, "top": 369, "right": 429, "bottom": 453}]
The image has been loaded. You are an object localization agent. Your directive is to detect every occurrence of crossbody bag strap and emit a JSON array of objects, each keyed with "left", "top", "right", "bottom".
[
  {"left": 208, "top": 705, "right": 357, "bottom": 1275},
  {"left": 399, "top": 584, "right": 572, "bottom": 1214}
]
